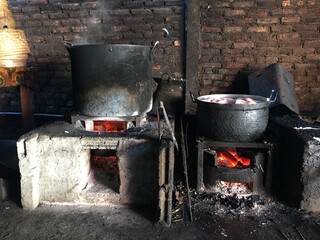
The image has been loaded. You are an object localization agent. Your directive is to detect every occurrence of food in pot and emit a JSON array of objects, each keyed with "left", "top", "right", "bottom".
[{"left": 201, "top": 96, "right": 257, "bottom": 105}]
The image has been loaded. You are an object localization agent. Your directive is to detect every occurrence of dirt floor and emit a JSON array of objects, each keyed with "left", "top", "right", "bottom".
[{"left": 1, "top": 190, "right": 320, "bottom": 240}]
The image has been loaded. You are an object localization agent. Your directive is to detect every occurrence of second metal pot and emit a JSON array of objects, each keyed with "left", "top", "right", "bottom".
[{"left": 196, "top": 94, "right": 271, "bottom": 142}]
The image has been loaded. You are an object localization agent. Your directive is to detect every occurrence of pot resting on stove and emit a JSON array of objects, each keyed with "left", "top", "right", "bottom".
[
  {"left": 196, "top": 94, "right": 272, "bottom": 142},
  {"left": 66, "top": 43, "right": 154, "bottom": 117}
]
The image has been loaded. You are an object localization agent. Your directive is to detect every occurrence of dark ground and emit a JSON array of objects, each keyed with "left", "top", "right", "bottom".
[{"left": 1, "top": 190, "right": 320, "bottom": 240}]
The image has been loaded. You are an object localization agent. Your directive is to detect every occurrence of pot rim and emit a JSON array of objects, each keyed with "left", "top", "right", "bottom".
[
  {"left": 196, "top": 94, "right": 270, "bottom": 110},
  {"left": 66, "top": 43, "right": 152, "bottom": 50}
]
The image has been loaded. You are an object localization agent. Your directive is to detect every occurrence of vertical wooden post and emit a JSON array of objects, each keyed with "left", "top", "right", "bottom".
[
  {"left": 20, "top": 68, "right": 35, "bottom": 133},
  {"left": 185, "top": 0, "right": 200, "bottom": 113}
]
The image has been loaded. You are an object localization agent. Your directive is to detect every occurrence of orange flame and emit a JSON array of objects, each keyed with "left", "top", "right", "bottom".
[{"left": 217, "top": 149, "right": 251, "bottom": 168}]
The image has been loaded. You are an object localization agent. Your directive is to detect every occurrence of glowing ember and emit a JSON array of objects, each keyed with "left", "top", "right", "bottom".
[
  {"left": 93, "top": 120, "right": 127, "bottom": 133},
  {"left": 215, "top": 181, "right": 253, "bottom": 195},
  {"left": 91, "top": 155, "right": 118, "bottom": 173},
  {"left": 217, "top": 149, "right": 251, "bottom": 168}
]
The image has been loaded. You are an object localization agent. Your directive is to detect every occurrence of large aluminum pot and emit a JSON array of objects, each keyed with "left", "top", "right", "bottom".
[
  {"left": 195, "top": 93, "right": 276, "bottom": 142},
  {"left": 66, "top": 43, "right": 157, "bottom": 117}
]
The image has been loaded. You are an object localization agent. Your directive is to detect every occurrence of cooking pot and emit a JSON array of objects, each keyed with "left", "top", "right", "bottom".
[
  {"left": 66, "top": 42, "right": 158, "bottom": 117},
  {"left": 193, "top": 91, "right": 277, "bottom": 142}
]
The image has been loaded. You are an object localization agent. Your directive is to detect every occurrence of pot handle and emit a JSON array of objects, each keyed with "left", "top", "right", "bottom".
[
  {"left": 267, "top": 89, "right": 278, "bottom": 103},
  {"left": 190, "top": 91, "right": 197, "bottom": 103},
  {"left": 150, "top": 41, "right": 159, "bottom": 59},
  {"left": 65, "top": 42, "right": 73, "bottom": 52}
]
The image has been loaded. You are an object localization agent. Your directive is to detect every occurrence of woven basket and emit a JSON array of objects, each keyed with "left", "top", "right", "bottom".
[
  {"left": 0, "top": 0, "right": 8, "bottom": 8},
  {"left": 0, "top": 28, "right": 30, "bottom": 56},
  {"left": 0, "top": 9, "right": 16, "bottom": 28}
]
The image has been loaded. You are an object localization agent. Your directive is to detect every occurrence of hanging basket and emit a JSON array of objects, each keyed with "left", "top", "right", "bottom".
[{"left": 0, "top": 28, "right": 30, "bottom": 56}]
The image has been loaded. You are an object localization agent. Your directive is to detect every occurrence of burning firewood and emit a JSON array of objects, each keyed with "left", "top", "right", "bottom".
[{"left": 217, "top": 149, "right": 251, "bottom": 168}]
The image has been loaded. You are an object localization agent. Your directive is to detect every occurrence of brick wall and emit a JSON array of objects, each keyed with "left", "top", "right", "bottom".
[
  {"left": 0, "top": 0, "right": 184, "bottom": 114},
  {"left": 199, "top": 0, "right": 320, "bottom": 116}
]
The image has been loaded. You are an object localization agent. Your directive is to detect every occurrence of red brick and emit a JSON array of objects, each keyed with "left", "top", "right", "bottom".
[
  {"left": 153, "top": 8, "right": 173, "bottom": 16},
  {"left": 293, "top": 47, "right": 316, "bottom": 55},
  {"left": 278, "top": 32, "right": 300, "bottom": 40},
  {"left": 200, "top": 63, "right": 222, "bottom": 68},
  {"left": 307, "top": 0, "right": 317, "bottom": 5},
  {"left": 281, "top": 17, "right": 301, "bottom": 24},
  {"left": 233, "top": 42, "right": 254, "bottom": 49},
  {"left": 26, "top": 21, "right": 42, "bottom": 27},
  {"left": 49, "top": 12, "right": 69, "bottom": 19},
  {"left": 61, "top": 19, "right": 81, "bottom": 27},
  {"left": 234, "top": 57, "right": 254, "bottom": 64},
  {"left": 60, "top": 3, "right": 80, "bottom": 11},
  {"left": 257, "top": 17, "right": 279, "bottom": 24},
  {"left": 270, "top": 8, "right": 295, "bottom": 15},
  {"left": 224, "top": 9, "right": 246, "bottom": 17},
  {"left": 247, "top": 26, "right": 269, "bottom": 33},
  {"left": 280, "top": 55, "right": 303, "bottom": 63},
  {"left": 200, "top": 27, "right": 221, "bottom": 33},
  {"left": 29, "top": 13, "right": 50, "bottom": 20},
  {"left": 247, "top": 9, "right": 269, "bottom": 17},
  {"left": 305, "top": 54, "right": 320, "bottom": 61},
  {"left": 29, "top": 0, "right": 49, "bottom": 4},
  {"left": 295, "top": 63, "right": 318, "bottom": 71},
  {"left": 279, "top": 40, "right": 301, "bottom": 47},
  {"left": 131, "top": 9, "right": 153, "bottom": 15},
  {"left": 110, "top": 9, "right": 130, "bottom": 16},
  {"left": 271, "top": 25, "right": 292, "bottom": 32},
  {"left": 223, "top": 27, "right": 242, "bottom": 33},
  {"left": 232, "top": 2, "right": 255, "bottom": 8},
  {"left": 51, "top": 27, "right": 71, "bottom": 34},
  {"left": 236, "top": 18, "right": 255, "bottom": 25},
  {"left": 222, "top": 48, "right": 243, "bottom": 55},
  {"left": 210, "top": 2, "right": 231, "bottom": 8},
  {"left": 224, "top": 62, "right": 247, "bottom": 69},
  {"left": 295, "top": 25, "right": 318, "bottom": 31},
  {"left": 304, "top": 39, "right": 320, "bottom": 47},
  {"left": 21, "top": 6, "right": 39, "bottom": 14},
  {"left": 81, "top": 2, "right": 101, "bottom": 10},
  {"left": 201, "top": 78, "right": 213, "bottom": 86}
]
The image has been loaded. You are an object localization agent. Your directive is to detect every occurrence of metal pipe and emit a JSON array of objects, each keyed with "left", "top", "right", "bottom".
[{"left": 0, "top": 111, "right": 65, "bottom": 118}]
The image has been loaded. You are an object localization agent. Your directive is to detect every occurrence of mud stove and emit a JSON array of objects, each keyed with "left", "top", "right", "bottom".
[{"left": 17, "top": 115, "right": 175, "bottom": 225}]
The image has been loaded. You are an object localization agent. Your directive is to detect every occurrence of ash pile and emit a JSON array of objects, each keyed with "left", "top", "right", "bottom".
[{"left": 172, "top": 181, "right": 273, "bottom": 223}]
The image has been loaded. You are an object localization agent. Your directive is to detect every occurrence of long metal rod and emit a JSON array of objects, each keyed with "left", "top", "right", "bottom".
[
  {"left": 180, "top": 118, "right": 193, "bottom": 221},
  {"left": 159, "top": 101, "right": 179, "bottom": 150}
]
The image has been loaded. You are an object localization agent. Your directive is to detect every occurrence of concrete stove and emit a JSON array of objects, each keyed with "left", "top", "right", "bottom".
[{"left": 17, "top": 118, "right": 175, "bottom": 225}]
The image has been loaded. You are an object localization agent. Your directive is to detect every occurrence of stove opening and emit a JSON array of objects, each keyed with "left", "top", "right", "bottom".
[
  {"left": 91, "top": 149, "right": 119, "bottom": 174},
  {"left": 201, "top": 147, "right": 266, "bottom": 195},
  {"left": 93, "top": 120, "right": 127, "bottom": 133},
  {"left": 86, "top": 149, "right": 120, "bottom": 195},
  {"left": 215, "top": 149, "right": 254, "bottom": 194}
]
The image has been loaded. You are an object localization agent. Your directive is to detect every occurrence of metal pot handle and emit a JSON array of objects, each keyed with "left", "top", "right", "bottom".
[
  {"left": 267, "top": 89, "right": 278, "bottom": 103},
  {"left": 65, "top": 42, "right": 73, "bottom": 52},
  {"left": 150, "top": 41, "right": 159, "bottom": 60},
  {"left": 190, "top": 91, "right": 197, "bottom": 103}
]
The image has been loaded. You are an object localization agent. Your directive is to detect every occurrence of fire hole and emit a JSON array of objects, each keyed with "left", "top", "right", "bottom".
[
  {"left": 217, "top": 149, "right": 251, "bottom": 168},
  {"left": 93, "top": 120, "right": 127, "bottom": 133},
  {"left": 91, "top": 149, "right": 118, "bottom": 174}
]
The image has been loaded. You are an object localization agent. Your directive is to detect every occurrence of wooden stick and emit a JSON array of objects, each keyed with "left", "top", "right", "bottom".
[{"left": 180, "top": 118, "right": 193, "bottom": 222}]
